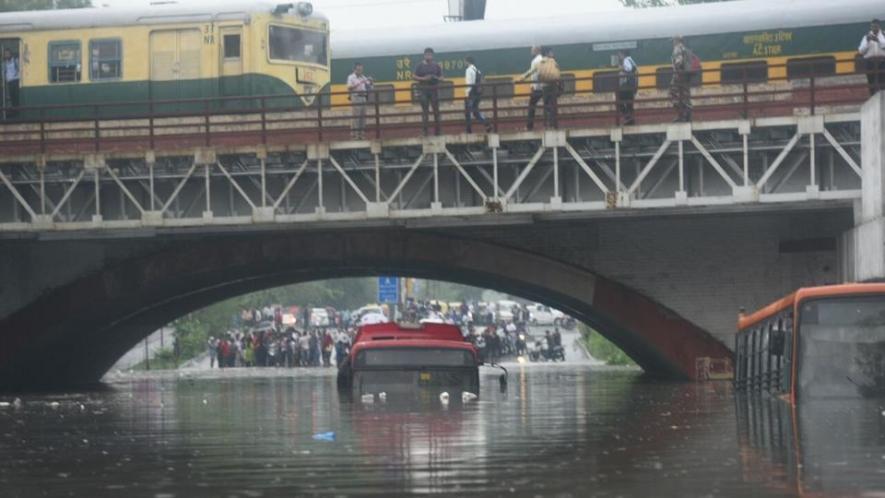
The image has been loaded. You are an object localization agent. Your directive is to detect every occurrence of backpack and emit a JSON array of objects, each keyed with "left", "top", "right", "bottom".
[
  {"left": 471, "top": 66, "right": 484, "bottom": 96},
  {"left": 538, "top": 58, "right": 561, "bottom": 83},
  {"left": 683, "top": 48, "right": 701, "bottom": 73}
]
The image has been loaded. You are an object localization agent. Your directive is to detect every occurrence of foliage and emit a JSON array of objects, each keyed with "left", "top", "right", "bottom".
[
  {"left": 130, "top": 348, "right": 178, "bottom": 371},
  {"left": 412, "top": 280, "right": 485, "bottom": 303},
  {"left": 579, "top": 324, "right": 636, "bottom": 366},
  {"left": 620, "top": 0, "right": 732, "bottom": 7},
  {"left": 0, "top": 0, "right": 91, "bottom": 12}
]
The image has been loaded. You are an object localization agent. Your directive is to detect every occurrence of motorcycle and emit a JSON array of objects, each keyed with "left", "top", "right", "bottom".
[
  {"left": 548, "top": 344, "right": 566, "bottom": 362},
  {"left": 529, "top": 340, "right": 543, "bottom": 362},
  {"left": 516, "top": 334, "right": 527, "bottom": 356}
]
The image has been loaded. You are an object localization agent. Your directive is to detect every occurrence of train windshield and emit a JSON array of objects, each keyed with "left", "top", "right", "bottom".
[
  {"left": 798, "top": 296, "right": 885, "bottom": 398},
  {"left": 268, "top": 25, "right": 327, "bottom": 65}
]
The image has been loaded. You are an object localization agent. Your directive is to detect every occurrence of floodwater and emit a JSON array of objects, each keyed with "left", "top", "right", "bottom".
[{"left": 2, "top": 365, "right": 885, "bottom": 497}]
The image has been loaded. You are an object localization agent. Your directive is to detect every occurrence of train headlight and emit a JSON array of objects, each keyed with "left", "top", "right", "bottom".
[{"left": 296, "top": 2, "right": 313, "bottom": 16}]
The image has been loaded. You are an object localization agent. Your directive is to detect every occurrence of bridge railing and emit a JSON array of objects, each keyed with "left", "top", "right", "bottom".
[{"left": 0, "top": 57, "right": 874, "bottom": 156}]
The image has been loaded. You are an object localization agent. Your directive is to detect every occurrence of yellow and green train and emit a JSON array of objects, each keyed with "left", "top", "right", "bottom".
[
  {"left": 328, "top": 0, "right": 883, "bottom": 107},
  {"left": 0, "top": 0, "right": 882, "bottom": 120},
  {"left": 0, "top": 1, "right": 329, "bottom": 116}
]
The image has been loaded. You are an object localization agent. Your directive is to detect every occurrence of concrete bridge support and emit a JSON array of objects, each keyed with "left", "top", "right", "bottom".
[{"left": 843, "top": 93, "right": 885, "bottom": 281}]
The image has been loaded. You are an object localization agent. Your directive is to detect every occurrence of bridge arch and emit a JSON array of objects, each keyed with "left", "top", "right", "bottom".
[{"left": 0, "top": 230, "right": 731, "bottom": 391}]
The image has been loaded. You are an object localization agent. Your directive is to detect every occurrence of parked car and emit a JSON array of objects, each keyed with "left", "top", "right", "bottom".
[
  {"left": 527, "top": 304, "right": 556, "bottom": 325},
  {"left": 495, "top": 300, "right": 520, "bottom": 323}
]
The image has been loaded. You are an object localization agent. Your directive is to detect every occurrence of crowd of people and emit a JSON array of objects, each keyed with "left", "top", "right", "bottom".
[
  {"left": 345, "top": 19, "right": 885, "bottom": 138},
  {"left": 402, "top": 299, "right": 564, "bottom": 364},
  {"left": 202, "top": 299, "right": 569, "bottom": 369},
  {"left": 207, "top": 306, "right": 356, "bottom": 369}
]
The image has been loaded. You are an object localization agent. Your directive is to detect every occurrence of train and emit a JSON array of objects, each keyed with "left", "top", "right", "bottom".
[
  {"left": 329, "top": 0, "right": 884, "bottom": 106},
  {"left": 0, "top": 0, "right": 882, "bottom": 117},
  {"left": 0, "top": 1, "right": 330, "bottom": 114}
]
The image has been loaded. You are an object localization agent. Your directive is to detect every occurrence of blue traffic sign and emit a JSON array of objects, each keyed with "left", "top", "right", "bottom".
[{"left": 377, "top": 276, "right": 399, "bottom": 303}]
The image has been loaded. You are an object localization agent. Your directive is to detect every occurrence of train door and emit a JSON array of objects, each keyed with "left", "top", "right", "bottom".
[
  {"left": 150, "top": 29, "right": 202, "bottom": 110},
  {"left": 1, "top": 38, "right": 21, "bottom": 120},
  {"left": 219, "top": 27, "right": 244, "bottom": 99}
]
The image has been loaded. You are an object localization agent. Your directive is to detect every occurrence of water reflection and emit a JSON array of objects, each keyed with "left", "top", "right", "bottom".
[
  {"left": 736, "top": 394, "right": 885, "bottom": 495},
  {"left": 0, "top": 366, "right": 884, "bottom": 497}
]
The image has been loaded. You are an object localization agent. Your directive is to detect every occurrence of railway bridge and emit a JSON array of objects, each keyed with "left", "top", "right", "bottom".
[{"left": 1, "top": 77, "right": 884, "bottom": 391}]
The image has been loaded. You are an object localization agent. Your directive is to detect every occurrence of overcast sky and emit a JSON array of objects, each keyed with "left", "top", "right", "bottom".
[{"left": 96, "top": 0, "right": 629, "bottom": 30}]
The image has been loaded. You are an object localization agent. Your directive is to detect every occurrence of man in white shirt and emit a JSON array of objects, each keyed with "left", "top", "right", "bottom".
[
  {"left": 2, "top": 49, "right": 20, "bottom": 119},
  {"left": 347, "top": 62, "right": 373, "bottom": 139},
  {"left": 859, "top": 19, "right": 885, "bottom": 96},
  {"left": 464, "top": 56, "right": 492, "bottom": 134},
  {"left": 520, "top": 46, "right": 544, "bottom": 131}
]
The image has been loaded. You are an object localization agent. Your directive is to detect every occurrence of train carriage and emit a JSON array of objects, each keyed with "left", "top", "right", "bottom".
[
  {"left": 0, "top": 1, "right": 330, "bottom": 118},
  {"left": 329, "top": 0, "right": 883, "bottom": 109}
]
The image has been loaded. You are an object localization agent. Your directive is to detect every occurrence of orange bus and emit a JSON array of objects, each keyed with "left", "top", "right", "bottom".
[{"left": 735, "top": 283, "right": 885, "bottom": 401}]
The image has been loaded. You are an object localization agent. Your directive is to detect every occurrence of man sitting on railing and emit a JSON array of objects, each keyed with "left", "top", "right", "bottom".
[{"left": 859, "top": 19, "right": 885, "bottom": 96}]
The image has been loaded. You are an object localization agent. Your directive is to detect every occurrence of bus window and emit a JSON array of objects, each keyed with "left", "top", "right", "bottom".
[
  {"left": 798, "top": 296, "right": 885, "bottom": 398},
  {"left": 781, "top": 314, "right": 793, "bottom": 394}
]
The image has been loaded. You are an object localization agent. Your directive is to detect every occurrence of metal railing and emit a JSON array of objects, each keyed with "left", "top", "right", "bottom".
[{"left": 0, "top": 57, "right": 878, "bottom": 156}]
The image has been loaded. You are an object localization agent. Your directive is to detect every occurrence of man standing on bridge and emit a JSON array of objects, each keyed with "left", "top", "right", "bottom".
[
  {"left": 521, "top": 45, "right": 544, "bottom": 131},
  {"left": 347, "top": 62, "right": 373, "bottom": 140},
  {"left": 413, "top": 47, "right": 444, "bottom": 136},
  {"left": 669, "top": 36, "right": 694, "bottom": 122},
  {"left": 859, "top": 19, "right": 885, "bottom": 96}
]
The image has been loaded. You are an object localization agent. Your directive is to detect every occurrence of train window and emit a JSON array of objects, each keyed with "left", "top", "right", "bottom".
[
  {"left": 721, "top": 61, "right": 768, "bottom": 84},
  {"left": 89, "top": 39, "right": 121, "bottom": 81},
  {"left": 787, "top": 57, "right": 836, "bottom": 80},
  {"left": 223, "top": 34, "right": 241, "bottom": 59},
  {"left": 371, "top": 84, "right": 395, "bottom": 105},
  {"left": 483, "top": 77, "right": 514, "bottom": 99},
  {"left": 655, "top": 67, "right": 702, "bottom": 90},
  {"left": 560, "top": 73, "right": 576, "bottom": 96},
  {"left": 593, "top": 70, "right": 619, "bottom": 94},
  {"left": 268, "top": 25, "right": 327, "bottom": 65},
  {"left": 49, "top": 41, "right": 81, "bottom": 83}
]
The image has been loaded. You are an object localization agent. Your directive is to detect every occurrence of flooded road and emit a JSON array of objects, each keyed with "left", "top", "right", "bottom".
[{"left": 2, "top": 365, "right": 885, "bottom": 497}]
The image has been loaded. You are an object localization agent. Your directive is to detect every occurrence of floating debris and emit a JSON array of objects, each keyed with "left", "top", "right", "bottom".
[
  {"left": 312, "top": 432, "right": 336, "bottom": 442},
  {"left": 461, "top": 392, "right": 478, "bottom": 403},
  {"left": 360, "top": 394, "right": 374, "bottom": 404},
  {"left": 439, "top": 392, "right": 450, "bottom": 404}
]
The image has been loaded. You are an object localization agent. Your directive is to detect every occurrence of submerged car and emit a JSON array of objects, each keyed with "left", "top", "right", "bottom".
[{"left": 337, "top": 322, "right": 480, "bottom": 399}]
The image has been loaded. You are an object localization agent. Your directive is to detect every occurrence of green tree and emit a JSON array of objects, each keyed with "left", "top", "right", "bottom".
[
  {"left": 0, "top": 0, "right": 92, "bottom": 12},
  {"left": 579, "top": 324, "right": 636, "bottom": 366}
]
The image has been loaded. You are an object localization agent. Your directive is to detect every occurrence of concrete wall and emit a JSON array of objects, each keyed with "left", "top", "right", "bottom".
[
  {"left": 461, "top": 208, "right": 851, "bottom": 347},
  {"left": 843, "top": 92, "right": 885, "bottom": 281}
]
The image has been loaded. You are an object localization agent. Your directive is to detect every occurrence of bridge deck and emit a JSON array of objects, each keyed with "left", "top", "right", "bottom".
[{"left": 0, "top": 67, "right": 870, "bottom": 235}]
